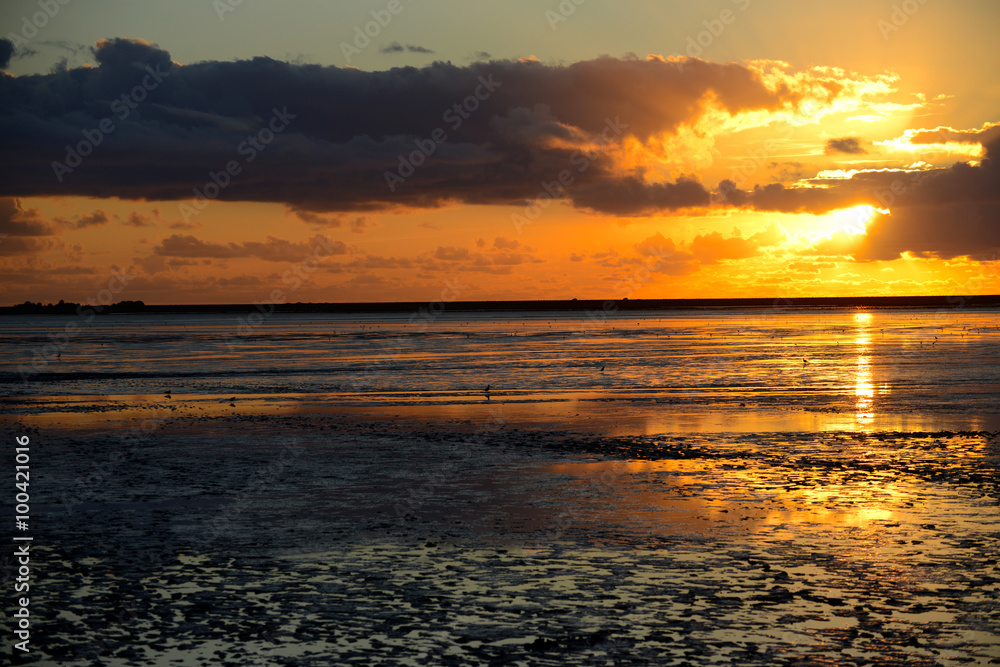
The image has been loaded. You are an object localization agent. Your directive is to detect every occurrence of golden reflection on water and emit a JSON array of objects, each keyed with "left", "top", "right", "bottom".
[
  {"left": 853, "top": 312, "right": 875, "bottom": 430},
  {"left": 543, "top": 459, "right": 923, "bottom": 537}
]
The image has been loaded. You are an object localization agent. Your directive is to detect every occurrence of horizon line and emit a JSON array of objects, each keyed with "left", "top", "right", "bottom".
[{"left": 4, "top": 294, "right": 1000, "bottom": 314}]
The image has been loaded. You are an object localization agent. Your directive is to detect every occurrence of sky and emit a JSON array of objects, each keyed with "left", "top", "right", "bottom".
[{"left": 1, "top": 0, "right": 999, "bottom": 304}]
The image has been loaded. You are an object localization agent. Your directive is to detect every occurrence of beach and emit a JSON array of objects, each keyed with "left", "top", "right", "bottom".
[{"left": 2, "top": 307, "right": 999, "bottom": 664}]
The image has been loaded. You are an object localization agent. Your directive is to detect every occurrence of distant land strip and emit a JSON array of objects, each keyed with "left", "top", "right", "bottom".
[{"left": 3, "top": 295, "right": 1000, "bottom": 315}]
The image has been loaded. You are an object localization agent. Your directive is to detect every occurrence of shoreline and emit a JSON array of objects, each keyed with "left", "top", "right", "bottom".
[
  {"left": 4, "top": 294, "right": 1000, "bottom": 315},
  {"left": 5, "top": 390, "right": 1000, "bottom": 437}
]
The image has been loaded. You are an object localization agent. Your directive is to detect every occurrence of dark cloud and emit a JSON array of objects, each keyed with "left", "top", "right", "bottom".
[
  {"left": 825, "top": 137, "right": 867, "bottom": 155},
  {"left": 422, "top": 242, "right": 541, "bottom": 272},
  {"left": 0, "top": 40, "right": 839, "bottom": 216},
  {"left": 854, "top": 202, "right": 999, "bottom": 261},
  {"left": 54, "top": 210, "right": 109, "bottom": 229},
  {"left": 381, "top": 42, "right": 435, "bottom": 55},
  {"left": 0, "top": 198, "right": 55, "bottom": 236},
  {"left": 5, "top": 36, "right": 994, "bottom": 267},
  {"left": 125, "top": 212, "right": 154, "bottom": 227},
  {"left": 349, "top": 216, "right": 372, "bottom": 233},
  {"left": 0, "top": 237, "right": 53, "bottom": 255},
  {"left": 343, "top": 255, "right": 413, "bottom": 270},
  {"left": 768, "top": 161, "right": 809, "bottom": 182},
  {"left": 291, "top": 209, "right": 343, "bottom": 227},
  {"left": 718, "top": 133, "right": 997, "bottom": 216},
  {"left": 434, "top": 246, "right": 470, "bottom": 261},
  {"left": 571, "top": 175, "right": 712, "bottom": 216},
  {"left": 153, "top": 234, "right": 347, "bottom": 261},
  {"left": 0, "top": 198, "right": 56, "bottom": 255},
  {"left": 0, "top": 39, "right": 13, "bottom": 70},
  {"left": 493, "top": 236, "right": 529, "bottom": 251},
  {"left": 90, "top": 37, "right": 172, "bottom": 72},
  {"left": 791, "top": 137, "right": 1000, "bottom": 260}
]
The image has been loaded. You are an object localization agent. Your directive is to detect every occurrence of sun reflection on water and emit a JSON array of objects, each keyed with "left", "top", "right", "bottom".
[{"left": 854, "top": 313, "right": 875, "bottom": 430}]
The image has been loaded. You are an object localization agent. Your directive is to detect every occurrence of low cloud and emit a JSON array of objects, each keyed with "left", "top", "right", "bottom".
[
  {"left": 0, "top": 198, "right": 55, "bottom": 237},
  {"left": 715, "top": 133, "right": 1000, "bottom": 259},
  {"left": 55, "top": 210, "right": 109, "bottom": 229},
  {"left": 825, "top": 137, "right": 867, "bottom": 155},
  {"left": 434, "top": 246, "right": 471, "bottom": 262},
  {"left": 0, "top": 198, "right": 56, "bottom": 254},
  {"left": 0, "top": 39, "right": 895, "bottom": 217},
  {"left": 906, "top": 122, "right": 1000, "bottom": 145},
  {"left": 125, "top": 212, "right": 154, "bottom": 227},
  {"left": 152, "top": 234, "right": 347, "bottom": 261},
  {"left": 379, "top": 42, "right": 435, "bottom": 55},
  {"left": 0, "top": 39, "right": 14, "bottom": 70}
]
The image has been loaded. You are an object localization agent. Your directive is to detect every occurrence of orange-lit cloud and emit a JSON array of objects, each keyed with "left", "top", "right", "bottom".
[
  {"left": 2, "top": 36, "right": 998, "bottom": 304},
  {"left": 0, "top": 39, "right": 928, "bottom": 219}
]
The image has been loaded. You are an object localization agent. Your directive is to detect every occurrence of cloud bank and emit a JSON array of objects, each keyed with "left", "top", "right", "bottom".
[
  {"left": 2, "top": 38, "right": 997, "bottom": 261},
  {"left": 1, "top": 38, "right": 888, "bottom": 216}
]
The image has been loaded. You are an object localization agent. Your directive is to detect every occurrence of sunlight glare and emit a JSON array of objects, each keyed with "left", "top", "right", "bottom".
[
  {"left": 825, "top": 205, "right": 885, "bottom": 237},
  {"left": 854, "top": 312, "right": 874, "bottom": 430}
]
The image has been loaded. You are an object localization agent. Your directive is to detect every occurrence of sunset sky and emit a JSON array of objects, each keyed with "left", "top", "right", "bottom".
[{"left": 2, "top": 0, "right": 998, "bottom": 304}]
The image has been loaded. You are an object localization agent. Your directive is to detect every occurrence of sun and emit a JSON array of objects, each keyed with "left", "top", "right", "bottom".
[{"left": 822, "top": 205, "right": 888, "bottom": 237}]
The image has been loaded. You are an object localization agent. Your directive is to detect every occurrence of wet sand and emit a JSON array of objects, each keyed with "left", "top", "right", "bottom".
[
  {"left": 9, "top": 403, "right": 1000, "bottom": 665},
  {"left": 3, "top": 308, "right": 999, "bottom": 664}
]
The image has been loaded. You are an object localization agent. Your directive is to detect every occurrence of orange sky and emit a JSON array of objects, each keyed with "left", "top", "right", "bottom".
[{"left": 1, "top": 1, "right": 998, "bottom": 304}]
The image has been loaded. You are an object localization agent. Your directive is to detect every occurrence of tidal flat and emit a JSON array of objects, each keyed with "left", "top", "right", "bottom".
[
  {"left": 9, "top": 411, "right": 999, "bottom": 666},
  {"left": 2, "top": 308, "right": 999, "bottom": 664}
]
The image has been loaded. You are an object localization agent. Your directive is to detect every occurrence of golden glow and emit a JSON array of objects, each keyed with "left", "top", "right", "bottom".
[
  {"left": 819, "top": 205, "right": 883, "bottom": 237},
  {"left": 874, "top": 136, "right": 984, "bottom": 158},
  {"left": 815, "top": 167, "right": 926, "bottom": 180},
  {"left": 854, "top": 312, "right": 874, "bottom": 430}
]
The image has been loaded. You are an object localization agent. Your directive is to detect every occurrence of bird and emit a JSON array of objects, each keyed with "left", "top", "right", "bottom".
[
  {"left": 600, "top": 365, "right": 605, "bottom": 372},
  {"left": 802, "top": 358, "right": 809, "bottom": 364},
  {"left": 485, "top": 384, "right": 491, "bottom": 393}
]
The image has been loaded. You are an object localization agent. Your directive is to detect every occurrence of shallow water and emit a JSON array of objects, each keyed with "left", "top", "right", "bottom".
[
  {"left": 3, "top": 307, "right": 1000, "bottom": 433},
  {"left": 3, "top": 307, "right": 999, "bottom": 664}
]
